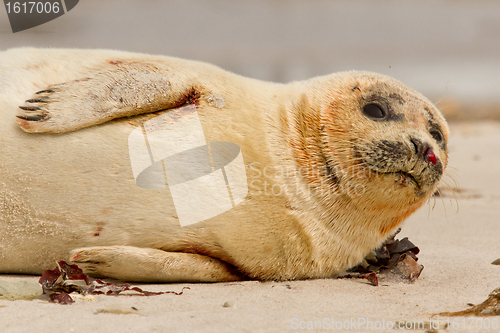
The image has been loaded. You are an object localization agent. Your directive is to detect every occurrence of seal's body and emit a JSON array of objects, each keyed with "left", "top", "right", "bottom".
[{"left": 0, "top": 48, "right": 448, "bottom": 282}]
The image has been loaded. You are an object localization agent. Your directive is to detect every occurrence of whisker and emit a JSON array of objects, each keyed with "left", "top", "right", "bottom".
[{"left": 434, "top": 82, "right": 449, "bottom": 106}]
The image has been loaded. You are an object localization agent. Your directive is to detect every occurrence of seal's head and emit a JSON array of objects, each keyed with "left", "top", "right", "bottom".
[{"left": 288, "top": 71, "right": 448, "bottom": 233}]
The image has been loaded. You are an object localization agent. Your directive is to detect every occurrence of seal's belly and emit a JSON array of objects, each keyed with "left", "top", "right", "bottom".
[{"left": 0, "top": 100, "right": 285, "bottom": 273}]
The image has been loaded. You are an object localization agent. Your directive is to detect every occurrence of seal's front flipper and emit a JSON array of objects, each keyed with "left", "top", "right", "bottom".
[
  {"left": 69, "top": 246, "right": 244, "bottom": 282},
  {"left": 17, "top": 63, "right": 199, "bottom": 134}
]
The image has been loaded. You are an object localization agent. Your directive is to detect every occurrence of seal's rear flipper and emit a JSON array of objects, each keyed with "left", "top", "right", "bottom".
[
  {"left": 69, "top": 246, "right": 244, "bottom": 282},
  {"left": 16, "top": 62, "right": 201, "bottom": 134}
]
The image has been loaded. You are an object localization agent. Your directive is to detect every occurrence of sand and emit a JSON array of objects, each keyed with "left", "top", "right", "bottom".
[{"left": 0, "top": 121, "right": 498, "bottom": 332}]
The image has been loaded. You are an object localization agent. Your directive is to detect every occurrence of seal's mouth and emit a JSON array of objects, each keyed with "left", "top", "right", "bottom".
[
  {"left": 397, "top": 171, "right": 419, "bottom": 188},
  {"left": 352, "top": 142, "right": 443, "bottom": 197},
  {"left": 380, "top": 171, "right": 420, "bottom": 190}
]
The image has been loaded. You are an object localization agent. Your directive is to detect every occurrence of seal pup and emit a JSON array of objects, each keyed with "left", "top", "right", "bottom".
[{"left": 0, "top": 48, "right": 448, "bottom": 282}]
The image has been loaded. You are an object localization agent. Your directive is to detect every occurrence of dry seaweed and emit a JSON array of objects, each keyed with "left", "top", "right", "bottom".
[
  {"left": 342, "top": 229, "right": 424, "bottom": 284},
  {"left": 39, "top": 261, "right": 189, "bottom": 304},
  {"left": 338, "top": 272, "right": 379, "bottom": 286},
  {"left": 437, "top": 287, "right": 500, "bottom": 316}
]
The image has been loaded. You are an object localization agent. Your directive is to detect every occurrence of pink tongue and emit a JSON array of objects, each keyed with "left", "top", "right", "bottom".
[{"left": 425, "top": 148, "right": 437, "bottom": 165}]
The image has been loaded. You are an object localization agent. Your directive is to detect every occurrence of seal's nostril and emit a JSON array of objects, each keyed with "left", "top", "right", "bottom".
[
  {"left": 410, "top": 137, "right": 436, "bottom": 164},
  {"left": 424, "top": 148, "right": 437, "bottom": 165},
  {"left": 410, "top": 137, "right": 422, "bottom": 155}
]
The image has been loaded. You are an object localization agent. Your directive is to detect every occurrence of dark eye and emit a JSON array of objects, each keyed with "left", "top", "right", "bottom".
[
  {"left": 362, "top": 103, "right": 387, "bottom": 119},
  {"left": 430, "top": 129, "right": 443, "bottom": 143}
]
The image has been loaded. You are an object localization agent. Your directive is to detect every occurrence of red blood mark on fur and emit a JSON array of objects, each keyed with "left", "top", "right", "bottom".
[
  {"left": 93, "top": 224, "right": 104, "bottom": 237},
  {"left": 93, "top": 228, "right": 103, "bottom": 237},
  {"left": 172, "top": 88, "right": 201, "bottom": 108},
  {"left": 73, "top": 77, "right": 90, "bottom": 83},
  {"left": 425, "top": 148, "right": 437, "bottom": 165},
  {"left": 108, "top": 59, "right": 142, "bottom": 66},
  {"left": 23, "top": 64, "right": 39, "bottom": 70}
]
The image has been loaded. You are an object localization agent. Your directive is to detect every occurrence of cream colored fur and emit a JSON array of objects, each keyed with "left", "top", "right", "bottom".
[{"left": 0, "top": 48, "right": 448, "bottom": 282}]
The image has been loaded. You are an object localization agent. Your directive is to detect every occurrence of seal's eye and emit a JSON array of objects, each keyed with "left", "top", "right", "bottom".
[
  {"left": 362, "top": 103, "right": 387, "bottom": 119},
  {"left": 430, "top": 129, "right": 443, "bottom": 143}
]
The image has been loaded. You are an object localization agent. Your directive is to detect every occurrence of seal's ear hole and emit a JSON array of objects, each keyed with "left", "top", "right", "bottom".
[
  {"left": 430, "top": 129, "right": 443, "bottom": 143},
  {"left": 362, "top": 103, "right": 387, "bottom": 120}
]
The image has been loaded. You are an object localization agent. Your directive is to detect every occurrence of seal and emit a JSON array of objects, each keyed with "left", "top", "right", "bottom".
[{"left": 0, "top": 48, "right": 449, "bottom": 282}]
